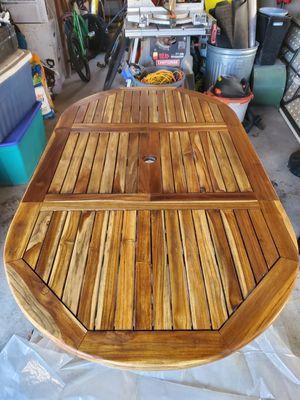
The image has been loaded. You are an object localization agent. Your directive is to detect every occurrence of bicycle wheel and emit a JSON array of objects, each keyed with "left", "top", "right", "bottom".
[
  {"left": 103, "top": 30, "right": 127, "bottom": 91},
  {"left": 104, "top": 25, "right": 123, "bottom": 65},
  {"left": 67, "top": 33, "right": 91, "bottom": 82}
]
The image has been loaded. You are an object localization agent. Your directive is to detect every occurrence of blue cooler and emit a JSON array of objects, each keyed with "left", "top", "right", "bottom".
[
  {"left": 0, "top": 50, "right": 36, "bottom": 143},
  {"left": 0, "top": 102, "right": 46, "bottom": 186}
]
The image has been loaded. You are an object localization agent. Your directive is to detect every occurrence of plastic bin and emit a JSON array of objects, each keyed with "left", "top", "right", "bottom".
[
  {"left": 205, "top": 43, "right": 259, "bottom": 89},
  {"left": 0, "top": 50, "right": 36, "bottom": 143},
  {"left": 256, "top": 8, "right": 291, "bottom": 65},
  {"left": 0, "top": 102, "right": 46, "bottom": 186},
  {"left": 252, "top": 60, "right": 286, "bottom": 108},
  {"left": 0, "top": 25, "right": 18, "bottom": 64}
]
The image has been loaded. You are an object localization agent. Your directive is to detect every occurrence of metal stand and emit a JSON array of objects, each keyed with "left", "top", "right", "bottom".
[{"left": 124, "top": 0, "right": 214, "bottom": 88}]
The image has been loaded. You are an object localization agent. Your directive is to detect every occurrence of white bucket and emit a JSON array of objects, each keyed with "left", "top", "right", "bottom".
[{"left": 207, "top": 90, "right": 254, "bottom": 122}]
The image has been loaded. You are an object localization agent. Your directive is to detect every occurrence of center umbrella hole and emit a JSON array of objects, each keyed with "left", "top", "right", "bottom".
[{"left": 143, "top": 155, "right": 157, "bottom": 164}]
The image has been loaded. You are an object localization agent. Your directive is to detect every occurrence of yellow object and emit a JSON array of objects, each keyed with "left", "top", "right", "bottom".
[
  {"left": 90, "top": 0, "right": 99, "bottom": 15},
  {"left": 141, "top": 69, "right": 183, "bottom": 85},
  {"left": 205, "top": 0, "right": 231, "bottom": 13},
  {"left": 30, "top": 53, "right": 54, "bottom": 109}
]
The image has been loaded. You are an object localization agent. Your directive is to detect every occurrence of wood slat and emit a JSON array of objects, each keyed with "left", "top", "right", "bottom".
[
  {"left": 135, "top": 210, "right": 152, "bottom": 330},
  {"left": 125, "top": 132, "right": 139, "bottom": 193},
  {"left": 140, "top": 89, "right": 149, "bottom": 123},
  {"left": 138, "top": 132, "right": 150, "bottom": 193},
  {"left": 49, "top": 132, "right": 79, "bottom": 193},
  {"left": 93, "top": 96, "right": 107, "bottom": 123},
  {"left": 48, "top": 211, "right": 81, "bottom": 297},
  {"left": 192, "top": 210, "right": 228, "bottom": 329},
  {"left": 179, "top": 210, "right": 211, "bottom": 329},
  {"left": 220, "top": 130, "right": 252, "bottom": 192},
  {"left": 77, "top": 211, "right": 109, "bottom": 329},
  {"left": 74, "top": 132, "right": 99, "bottom": 193},
  {"left": 208, "top": 103, "right": 224, "bottom": 123},
  {"left": 131, "top": 90, "right": 141, "bottom": 123},
  {"left": 157, "top": 91, "right": 167, "bottom": 122},
  {"left": 62, "top": 211, "right": 95, "bottom": 314},
  {"left": 148, "top": 131, "right": 162, "bottom": 193},
  {"left": 200, "top": 100, "right": 214, "bottom": 122},
  {"left": 226, "top": 125, "right": 275, "bottom": 199},
  {"left": 61, "top": 133, "right": 89, "bottom": 193},
  {"left": 70, "top": 122, "right": 228, "bottom": 132},
  {"left": 165, "top": 90, "right": 176, "bottom": 122},
  {"left": 102, "top": 93, "right": 116, "bottom": 123},
  {"left": 235, "top": 209, "right": 268, "bottom": 282},
  {"left": 180, "top": 131, "right": 200, "bottom": 192},
  {"left": 79, "top": 330, "right": 223, "bottom": 369},
  {"left": 74, "top": 104, "right": 88, "bottom": 123},
  {"left": 35, "top": 211, "right": 67, "bottom": 281},
  {"left": 160, "top": 131, "right": 175, "bottom": 193},
  {"left": 271, "top": 201, "right": 297, "bottom": 249},
  {"left": 84, "top": 101, "right": 98, "bottom": 123},
  {"left": 248, "top": 209, "right": 279, "bottom": 268},
  {"left": 149, "top": 90, "right": 158, "bottom": 123},
  {"left": 23, "top": 211, "right": 52, "bottom": 268},
  {"left": 114, "top": 211, "right": 137, "bottom": 330},
  {"left": 95, "top": 211, "right": 123, "bottom": 330},
  {"left": 182, "top": 93, "right": 196, "bottom": 122},
  {"left": 173, "top": 90, "right": 186, "bottom": 122},
  {"left": 137, "top": 130, "right": 162, "bottom": 194},
  {"left": 207, "top": 210, "right": 242, "bottom": 314},
  {"left": 121, "top": 90, "right": 133, "bottom": 123},
  {"left": 169, "top": 131, "right": 187, "bottom": 192},
  {"left": 210, "top": 131, "right": 239, "bottom": 192},
  {"left": 151, "top": 210, "right": 172, "bottom": 330},
  {"left": 190, "top": 96, "right": 205, "bottom": 122},
  {"left": 99, "top": 132, "right": 119, "bottom": 193},
  {"left": 189, "top": 131, "right": 212, "bottom": 192},
  {"left": 165, "top": 210, "right": 192, "bottom": 329},
  {"left": 112, "top": 91, "right": 124, "bottom": 123},
  {"left": 87, "top": 132, "right": 109, "bottom": 193},
  {"left": 5, "top": 203, "right": 41, "bottom": 263},
  {"left": 113, "top": 132, "right": 129, "bottom": 193},
  {"left": 221, "top": 210, "right": 256, "bottom": 298},
  {"left": 201, "top": 132, "right": 226, "bottom": 192},
  {"left": 260, "top": 201, "right": 298, "bottom": 261}
]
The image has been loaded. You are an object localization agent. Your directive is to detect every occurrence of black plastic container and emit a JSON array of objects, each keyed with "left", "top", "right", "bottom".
[{"left": 256, "top": 11, "right": 291, "bottom": 65}]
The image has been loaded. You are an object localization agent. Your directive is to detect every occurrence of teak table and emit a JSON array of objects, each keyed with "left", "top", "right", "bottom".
[{"left": 5, "top": 88, "right": 299, "bottom": 370}]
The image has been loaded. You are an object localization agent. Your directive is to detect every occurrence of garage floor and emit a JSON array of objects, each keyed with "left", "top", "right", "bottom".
[{"left": 0, "top": 58, "right": 299, "bottom": 355}]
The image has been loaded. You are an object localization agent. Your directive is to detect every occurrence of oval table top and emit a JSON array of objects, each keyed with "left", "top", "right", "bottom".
[{"left": 4, "top": 88, "right": 299, "bottom": 370}]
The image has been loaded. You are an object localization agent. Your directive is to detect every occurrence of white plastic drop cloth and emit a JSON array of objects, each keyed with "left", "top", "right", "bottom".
[{"left": 1, "top": 323, "right": 300, "bottom": 400}]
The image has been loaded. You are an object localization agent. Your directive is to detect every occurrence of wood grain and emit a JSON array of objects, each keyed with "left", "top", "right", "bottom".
[
  {"left": 114, "top": 211, "right": 137, "bottom": 330},
  {"left": 7, "top": 259, "right": 86, "bottom": 348},
  {"left": 165, "top": 210, "right": 191, "bottom": 329},
  {"left": 95, "top": 211, "right": 123, "bottom": 330},
  {"left": 4, "top": 88, "right": 298, "bottom": 370},
  {"left": 135, "top": 210, "right": 152, "bottom": 330}
]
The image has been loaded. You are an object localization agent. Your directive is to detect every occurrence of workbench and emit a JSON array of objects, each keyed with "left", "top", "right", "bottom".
[{"left": 4, "top": 88, "right": 298, "bottom": 370}]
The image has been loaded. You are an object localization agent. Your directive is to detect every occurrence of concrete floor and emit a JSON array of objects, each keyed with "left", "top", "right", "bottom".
[{"left": 0, "top": 60, "right": 299, "bottom": 354}]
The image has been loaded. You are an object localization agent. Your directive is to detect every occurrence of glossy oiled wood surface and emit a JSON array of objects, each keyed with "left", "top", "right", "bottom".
[{"left": 5, "top": 88, "right": 299, "bottom": 370}]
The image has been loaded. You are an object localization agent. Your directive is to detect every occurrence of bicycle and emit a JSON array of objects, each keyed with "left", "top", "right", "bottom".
[
  {"left": 64, "top": 1, "right": 91, "bottom": 82},
  {"left": 64, "top": 0, "right": 127, "bottom": 85}
]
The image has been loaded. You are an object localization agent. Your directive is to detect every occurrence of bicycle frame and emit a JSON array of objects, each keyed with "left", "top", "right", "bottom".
[{"left": 72, "top": 6, "right": 89, "bottom": 59}]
